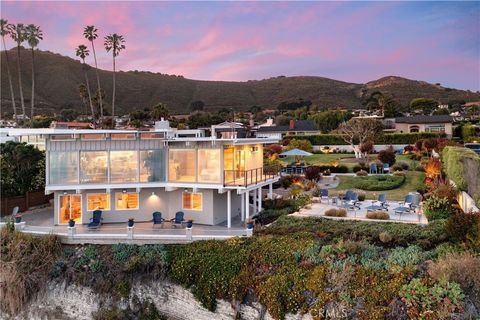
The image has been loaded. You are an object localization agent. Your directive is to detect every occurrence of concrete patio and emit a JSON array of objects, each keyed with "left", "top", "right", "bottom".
[
  {"left": 293, "top": 199, "right": 428, "bottom": 224},
  {"left": 1, "top": 206, "right": 251, "bottom": 244}
]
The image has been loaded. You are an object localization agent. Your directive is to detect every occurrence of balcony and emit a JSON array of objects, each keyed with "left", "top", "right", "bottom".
[{"left": 223, "top": 167, "right": 279, "bottom": 187}]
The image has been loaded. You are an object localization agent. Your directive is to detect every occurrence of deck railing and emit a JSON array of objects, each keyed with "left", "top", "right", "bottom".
[{"left": 224, "top": 167, "right": 278, "bottom": 187}]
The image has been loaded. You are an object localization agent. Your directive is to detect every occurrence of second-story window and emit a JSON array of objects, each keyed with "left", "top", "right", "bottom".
[
  {"left": 110, "top": 151, "right": 138, "bottom": 183},
  {"left": 197, "top": 149, "right": 221, "bottom": 183},
  {"left": 49, "top": 151, "right": 78, "bottom": 184},
  {"left": 80, "top": 151, "right": 108, "bottom": 184}
]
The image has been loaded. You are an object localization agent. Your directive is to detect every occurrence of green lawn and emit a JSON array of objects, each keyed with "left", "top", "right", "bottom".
[{"left": 329, "top": 171, "right": 426, "bottom": 201}]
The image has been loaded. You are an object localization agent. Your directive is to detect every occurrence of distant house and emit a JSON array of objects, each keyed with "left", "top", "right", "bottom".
[
  {"left": 393, "top": 115, "right": 453, "bottom": 137},
  {"left": 255, "top": 119, "right": 319, "bottom": 139},
  {"left": 211, "top": 121, "right": 247, "bottom": 139},
  {"left": 50, "top": 121, "right": 95, "bottom": 129}
]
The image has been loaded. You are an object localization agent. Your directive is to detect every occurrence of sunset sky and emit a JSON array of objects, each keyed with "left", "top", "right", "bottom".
[{"left": 2, "top": 1, "right": 479, "bottom": 90}]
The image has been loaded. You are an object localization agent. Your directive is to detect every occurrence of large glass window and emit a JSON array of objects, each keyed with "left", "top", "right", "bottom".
[
  {"left": 140, "top": 150, "right": 165, "bottom": 182},
  {"left": 168, "top": 149, "right": 196, "bottom": 182},
  {"left": 49, "top": 152, "right": 78, "bottom": 184},
  {"left": 110, "top": 151, "right": 138, "bottom": 183},
  {"left": 87, "top": 193, "right": 110, "bottom": 211},
  {"left": 197, "top": 149, "right": 221, "bottom": 183},
  {"left": 115, "top": 192, "right": 139, "bottom": 210},
  {"left": 59, "top": 194, "right": 82, "bottom": 224},
  {"left": 80, "top": 151, "right": 108, "bottom": 183},
  {"left": 182, "top": 192, "right": 202, "bottom": 210}
]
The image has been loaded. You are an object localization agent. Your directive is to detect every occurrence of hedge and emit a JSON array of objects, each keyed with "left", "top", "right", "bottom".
[
  {"left": 287, "top": 132, "right": 445, "bottom": 145},
  {"left": 442, "top": 147, "right": 480, "bottom": 203}
]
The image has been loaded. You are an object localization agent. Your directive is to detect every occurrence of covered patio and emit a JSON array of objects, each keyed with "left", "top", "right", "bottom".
[{"left": 2, "top": 206, "right": 251, "bottom": 244}]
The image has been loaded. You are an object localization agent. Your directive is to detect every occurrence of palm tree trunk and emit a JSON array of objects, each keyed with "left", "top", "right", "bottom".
[
  {"left": 16, "top": 45, "right": 26, "bottom": 125},
  {"left": 84, "top": 67, "right": 95, "bottom": 120},
  {"left": 111, "top": 54, "right": 115, "bottom": 129},
  {"left": 1, "top": 37, "right": 17, "bottom": 123},
  {"left": 90, "top": 40, "right": 103, "bottom": 120},
  {"left": 30, "top": 47, "right": 35, "bottom": 123}
]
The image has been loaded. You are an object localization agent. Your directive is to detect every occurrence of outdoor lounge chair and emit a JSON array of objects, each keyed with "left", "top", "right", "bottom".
[
  {"left": 366, "top": 194, "right": 388, "bottom": 212},
  {"left": 383, "top": 163, "right": 390, "bottom": 174},
  {"left": 320, "top": 189, "right": 329, "bottom": 203},
  {"left": 393, "top": 195, "right": 414, "bottom": 216},
  {"left": 152, "top": 211, "right": 165, "bottom": 227},
  {"left": 340, "top": 191, "right": 360, "bottom": 210},
  {"left": 369, "top": 163, "right": 377, "bottom": 174},
  {"left": 87, "top": 210, "right": 103, "bottom": 230},
  {"left": 10, "top": 206, "right": 19, "bottom": 218},
  {"left": 170, "top": 211, "right": 185, "bottom": 227}
]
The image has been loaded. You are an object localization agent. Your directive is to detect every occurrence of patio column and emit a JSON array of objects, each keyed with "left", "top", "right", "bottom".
[
  {"left": 268, "top": 183, "right": 273, "bottom": 199},
  {"left": 252, "top": 189, "right": 257, "bottom": 214},
  {"left": 227, "top": 190, "right": 231, "bottom": 229},
  {"left": 257, "top": 187, "right": 262, "bottom": 212},
  {"left": 245, "top": 191, "right": 250, "bottom": 220},
  {"left": 241, "top": 193, "right": 245, "bottom": 221}
]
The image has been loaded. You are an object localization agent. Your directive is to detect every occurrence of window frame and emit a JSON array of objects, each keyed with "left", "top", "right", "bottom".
[
  {"left": 86, "top": 193, "right": 111, "bottom": 212},
  {"left": 182, "top": 192, "right": 203, "bottom": 211},
  {"left": 115, "top": 192, "right": 140, "bottom": 210}
]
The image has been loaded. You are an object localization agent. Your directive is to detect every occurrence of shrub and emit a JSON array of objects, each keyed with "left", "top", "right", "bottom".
[
  {"left": 378, "top": 146, "right": 396, "bottom": 166},
  {"left": 352, "top": 175, "right": 405, "bottom": 191},
  {"left": 287, "top": 132, "right": 444, "bottom": 145},
  {"left": 396, "top": 160, "right": 410, "bottom": 171},
  {"left": 358, "top": 193, "right": 366, "bottom": 201},
  {"left": 280, "top": 175, "right": 293, "bottom": 189},
  {"left": 446, "top": 212, "right": 480, "bottom": 250},
  {"left": 393, "top": 171, "right": 405, "bottom": 177},
  {"left": 415, "top": 165, "right": 425, "bottom": 172},
  {"left": 442, "top": 146, "right": 480, "bottom": 198},
  {"left": 356, "top": 170, "right": 368, "bottom": 176},
  {"left": 399, "top": 278, "right": 464, "bottom": 319},
  {"left": 428, "top": 253, "right": 480, "bottom": 310},
  {"left": 379, "top": 231, "right": 393, "bottom": 243},
  {"left": 287, "top": 139, "right": 313, "bottom": 153},
  {"left": 423, "top": 195, "right": 455, "bottom": 221},
  {"left": 391, "top": 164, "right": 403, "bottom": 172},
  {"left": 366, "top": 211, "right": 390, "bottom": 220},
  {"left": 304, "top": 166, "right": 322, "bottom": 181},
  {"left": 325, "top": 208, "right": 347, "bottom": 217},
  {"left": 404, "top": 145, "right": 415, "bottom": 153}
]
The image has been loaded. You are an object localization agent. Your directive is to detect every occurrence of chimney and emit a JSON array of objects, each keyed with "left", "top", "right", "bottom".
[{"left": 289, "top": 119, "right": 295, "bottom": 130}]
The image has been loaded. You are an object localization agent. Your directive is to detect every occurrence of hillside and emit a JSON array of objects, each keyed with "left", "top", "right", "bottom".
[{"left": 1, "top": 48, "right": 479, "bottom": 115}]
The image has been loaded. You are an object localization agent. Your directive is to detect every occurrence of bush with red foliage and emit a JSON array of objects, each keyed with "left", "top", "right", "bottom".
[
  {"left": 267, "top": 144, "right": 283, "bottom": 155},
  {"left": 305, "top": 166, "right": 322, "bottom": 181},
  {"left": 377, "top": 146, "right": 396, "bottom": 166},
  {"left": 404, "top": 145, "right": 416, "bottom": 153}
]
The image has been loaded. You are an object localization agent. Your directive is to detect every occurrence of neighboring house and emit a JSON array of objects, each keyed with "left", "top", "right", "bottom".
[
  {"left": 50, "top": 121, "right": 95, "bottom": 129},
  {"left": 255, "top": 120, "right": 319, "bottom": 139},
  {"left": 393, "top": 115, "right": 453, "bottom": 137},
  {"left": 211, "top": 121, "right": 247, "bottom": 139},
  {"left": 25, "top": 125, "right": 279, "bottom": 228}
]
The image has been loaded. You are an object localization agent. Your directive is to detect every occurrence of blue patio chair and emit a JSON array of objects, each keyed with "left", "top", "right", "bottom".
[
  {"left": 341, "top": 190, "right": 355, "bottom": 201},
  {"left": 87, "top": 210, "right": 103, "bottom": 230},
  {"left": 393, "top": 195, "right": 414, "bottom": 216},
  {"left": 383, "top": 163, "right": 390, "bottom": 174},
  {"left": 170, "top": 211, "right": 185, "bottom": 227},
  {"left": 320, "top": 189, "right": 329, "bottom": 203},
  {"left": 152, "top": 211, "right": 165, "bottom": 226},
  {"left": 366, "top": 194, "right": 388, "bottom": 212},
  {"left": 340, "top": 191, "right": 360, "bottom": 210},
  {"left": 369, "top": 163, "right": 377, "bottom": 174}
]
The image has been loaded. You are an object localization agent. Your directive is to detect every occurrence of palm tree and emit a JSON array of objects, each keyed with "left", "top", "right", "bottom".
[
  {"left": 0, "top": 19, "right": 17, "bottom": 123},
  {"left": 75, "top": 44, "right": 95, "bottom": 119},
  {"left": 10, "top": 23, "right": 27, "bottom": 124},
  {"left": 104, "top": 33, "right": 125, "bottom": 128},
  {"left": 83, "top": 26, "right": 104, "bottom": 119},
  {"left": 78, "top": 83, "right": 89, "bottom": 116},
  {"left": 25, "top": 24, "right": 43, "bottom": 122}
]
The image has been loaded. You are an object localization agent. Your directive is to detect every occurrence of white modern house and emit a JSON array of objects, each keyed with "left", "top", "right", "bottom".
[{"left": 2, "top": 122, "right": 279, "bottom": 228}]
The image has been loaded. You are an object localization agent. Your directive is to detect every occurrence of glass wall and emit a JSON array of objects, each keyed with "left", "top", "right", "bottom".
[
  {"left": 49, "top": 152, "right": 78, "bottom": 184},
  {"left": 87, "top": 193, "right": 110, "bottom": 211},
  {"left": 197, "top": 149, "right": 221, "bottom": 183},
  {"left": 59, "top": 194, "right": 81, "bottom": 224},
  {"left": 80, "top": 152, "right": 108, "bottom": 183},
  {"left": 110, "top": 151, "right": 138, "bottom": 183},
  {"left": 168, "top": 149, "right": 196, "bottom": 182},
  {"left": 115, "top": 192, "right": 139, "bottom": 210},
  {"left": 140, "top": 150, "right": 165, "bottom": 182}
]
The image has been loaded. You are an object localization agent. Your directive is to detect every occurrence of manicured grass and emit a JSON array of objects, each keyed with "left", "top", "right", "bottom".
[{"left": 330, "top": 171, "right": 426, "bottom": 201}]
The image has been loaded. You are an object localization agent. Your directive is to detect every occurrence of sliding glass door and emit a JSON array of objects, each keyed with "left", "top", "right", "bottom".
[{"left": 59, "top": 194, "right": 82, "bottom": 224}]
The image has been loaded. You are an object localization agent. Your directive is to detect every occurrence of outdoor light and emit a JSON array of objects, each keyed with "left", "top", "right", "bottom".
[
  {"left": 184, "top": 188, "right": 189, "bottom": 193},
  {"left": 63, "top": 191, "right": 67, "bottom": 195},
  {"left": 151, "top": 191, "right": 155, "bottom": 196},
  {"left": 122, "top": 189, "right": 127, "bottom": 193}
]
